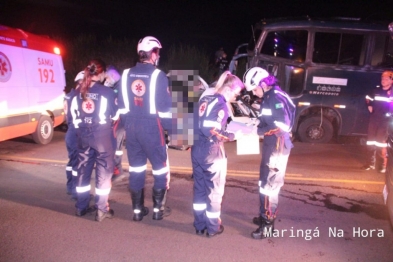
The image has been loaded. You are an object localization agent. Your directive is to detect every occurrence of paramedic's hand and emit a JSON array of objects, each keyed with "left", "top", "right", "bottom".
[{"left": 368, "top": 106, "right": 373, "bottom": 113}]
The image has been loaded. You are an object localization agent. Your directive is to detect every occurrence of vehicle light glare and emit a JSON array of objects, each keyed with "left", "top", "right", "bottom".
[
  {"left": 298, "top": 102, "right": 310, "bottom": 106},
  {"left": 334, "top": 105, "right": 346, "bottom": 108},
  {"left": 54, "top": 47, "right": 61, "bottom": 55}
]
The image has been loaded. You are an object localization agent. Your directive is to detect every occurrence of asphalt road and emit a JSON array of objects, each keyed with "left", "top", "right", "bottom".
[{"left": 0, "top": 130, "right": 392, "bottom": 261}]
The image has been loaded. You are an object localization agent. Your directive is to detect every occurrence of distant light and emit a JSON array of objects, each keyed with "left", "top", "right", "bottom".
[
  {"left": 298, "top": 102, "right": 310, "bottom": 106},
  {"left": 289, "top": 48, "right": 293, "bottom": 52},
  {"left": 54, "top": 47, "right": 61, "bottom": 55},
  {"left": 274, "top": 38, "right": 278, "bottom": 42},
  {"left": 334, "top": 105, "right": 346, "bottom": 108}
]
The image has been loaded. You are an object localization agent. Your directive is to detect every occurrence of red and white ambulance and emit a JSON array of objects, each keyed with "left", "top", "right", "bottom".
[{"left": 0, "top": 24, "right": 65, "bottom": 144}]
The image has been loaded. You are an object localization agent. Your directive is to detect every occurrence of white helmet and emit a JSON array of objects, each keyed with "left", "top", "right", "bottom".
[
  {"left": 74, "top": 71, "right": 84, "bottom": 82},
  {"left": 137, "top": 36, "right": 162, "bottom": 52},
  {"left": 243, "top": 67, "right": 269, "bottom": 91}
]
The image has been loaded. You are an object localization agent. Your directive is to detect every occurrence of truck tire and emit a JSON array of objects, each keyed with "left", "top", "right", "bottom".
[
  {"left": 297, "top": 116, "right": 333, "bottom": 143},
  {"left": 32, "top": 116, "right": 54, "bottom": 145}
]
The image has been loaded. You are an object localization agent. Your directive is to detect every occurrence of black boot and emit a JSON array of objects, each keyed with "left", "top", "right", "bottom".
[
  {"left": 152, "top": 188, "right": 170, "bottom": 220},
  {"left": 251, "top": 218, "right": 274, "bottom": 239},
  {"left": 130, "top": 189, "right": 149, "bottom": 221}
]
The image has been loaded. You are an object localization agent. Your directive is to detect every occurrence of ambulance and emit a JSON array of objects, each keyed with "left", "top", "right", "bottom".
[{"left": 0, "top": 24, "right": 65, "bottom": 144}]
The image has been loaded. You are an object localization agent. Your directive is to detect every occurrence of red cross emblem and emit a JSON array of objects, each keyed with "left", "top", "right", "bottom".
[
  {"left": 199, "top": 102, "right": 207, "bottom": 117},
  {"left": 82, "top": 99, "right": 95, "bottom": 114},
  {"left": 131, "top": 79, "right": 146, "bottom": 96},
  {"left": 0, "top": 52, "right": 12, "bottom": 82}
]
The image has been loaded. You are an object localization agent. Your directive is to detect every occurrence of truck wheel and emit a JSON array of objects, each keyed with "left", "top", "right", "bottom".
[
  {"left": 297, "top": 116, "right": 333, "bottom": 143},
  {"left": 32, "top": 116, "right": 54, "bottom": 145}
]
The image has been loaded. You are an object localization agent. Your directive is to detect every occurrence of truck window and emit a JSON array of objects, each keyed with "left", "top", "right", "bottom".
[
  {"left": 313, "top": 32, "right": 365, "bottom": 65},
  {"left": 372, "top": 34, "right": 393, "bottom": 67},
  {"left": 260, "top": 30, "right": 308, "bottom": 62}
]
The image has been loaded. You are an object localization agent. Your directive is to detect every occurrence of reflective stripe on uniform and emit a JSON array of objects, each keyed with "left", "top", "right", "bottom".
[
  {"left": 203, "top": 120, "right": 221, "bottom": 129},
  {"left": 374, "top": 96, "right": 393, "bottom": 102},
  {"left": 99, "top": 96, "right": 108, "bottom": 124},
  {"left": 365, "top": 95, "right": 374, "bottom": 101},
  {"left": 72, "top": 170, "right": 78, "bottom": 177},
  {"left": 274, "top": 120, "right": 291, "bottom": 132},
  {"left": 152, "top": 166, "right": 169, "bottom": 175},
  {"left": 66, "top": 166, "right": 72, "bottom": 171},
  {"left": 96, "top": 187, "right": 111, "bottom": 196},
  {"left": 76, "top": 185, "right": 91, "bottom": 193},
  {"left": 367, "top": 141, "right": 387, "bottom": 147},
  {"left": 206, "top": 210, "right": 220, "bottom": 218},
  {"left": 71, "top": 96, "right": 82, "bottom": 128},
  {"left": 115, "top": 150, "right": 123, "bottom": 156},
  {"left": 261, "top": 108, "right": 272, "bottom": 115},
  {"left": 120, "top": 69, "right": 131, "bottom": 114},
  {"left": 259, "top": 186, "right": 280, "bottom": 197},
  {"left": 149, "top": 69, "right": 160, "bottom": 114},
  {"left": 158, "top": 111, "right": 171, "bottom": 118},
  {"left": 206, "top": 98, "right": 218, "bottom": 117},
  {"left": 193, "top": 203, "right": 207, "bottom": 211},
  {"left": 129, "top": 165, "right": 147, "bottom": 173}
]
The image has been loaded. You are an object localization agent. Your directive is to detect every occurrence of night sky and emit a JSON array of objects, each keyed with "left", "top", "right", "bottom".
[{"left": 1, "top": 0, "right": 392, "bottom": 55}]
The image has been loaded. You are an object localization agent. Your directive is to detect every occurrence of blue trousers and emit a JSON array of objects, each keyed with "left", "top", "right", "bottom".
[
  {"left": 113, "top": 118, "right": 126, "bottom": 173},
  {"left": 65, "top": 126, "right": 78, "bottom": 198},
  {"left": 125, "top": 118, "right": 169, "bottom": 191},
  {"left": 259, "top": 135, "right": 292, "bottom": 220},
  {"left": 75, "top": 127, "right": 114, "bottom": 212},
  {"left": 192, "top": 140, "right": 227, "bottom": 234}
]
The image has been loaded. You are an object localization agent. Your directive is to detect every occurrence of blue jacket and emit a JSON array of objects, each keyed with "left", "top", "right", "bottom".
[
  {"left": 117, "top": 63, "right": 171, "bottom": 123},
  {"left": 196, "top": 93, "right": 234, "bottom": 143},
  {"left": 257, "top": 85, "right": 295, "bottom": 139},
  {"left": 70, "top": 82, "right": 117, "bottom": 130}
]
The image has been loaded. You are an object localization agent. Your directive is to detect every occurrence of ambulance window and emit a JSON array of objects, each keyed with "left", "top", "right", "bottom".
[
  {"left": 372, "top": 34, "right": 393, "bottom": 67},
  {"left": 313, "top": 32, "right": 365, "bottom": 65},
  {"left": 260, "top": 30, "right": 308, "bottom": 62}
]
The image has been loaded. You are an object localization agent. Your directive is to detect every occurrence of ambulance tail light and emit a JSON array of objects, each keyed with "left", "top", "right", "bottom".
[
  {"left": 54, "top": 47, "right": 61, "bottom": 55},
  {"left": 298, "top": 102, "right": 310, "bottom": 106}
]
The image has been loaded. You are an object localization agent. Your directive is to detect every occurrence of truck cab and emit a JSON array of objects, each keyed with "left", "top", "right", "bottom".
[{"left": 232, "top": 18, "right": 393, "bottom": 143}]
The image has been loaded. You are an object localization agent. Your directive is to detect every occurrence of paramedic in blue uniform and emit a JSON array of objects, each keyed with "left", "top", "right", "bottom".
[
  {"left": 64, "top": 71, "right": 84, "bottom": 201},
  {"left": 192, "top": 71, "right": 244, "bottom": 237},
  {"left": 71, "top": 59, "right": 118, "bottom": 222},
  {"left": 363, "top": 71, "right": 393, "bottom": 173},
  {"left": 104, "top": 65, "right": 126, "bottom": 181},
  {"left": 118, "top": 36, "right": 172, "bottom": 222},
  {"left": 243, "top": 67, "right": 295, "bottom": 239}
]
